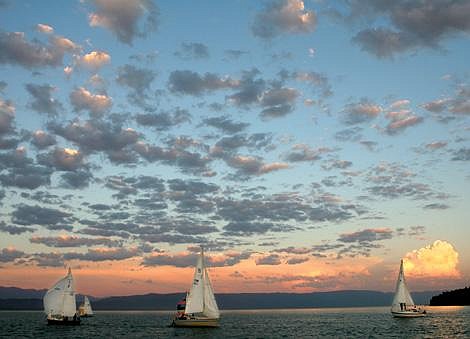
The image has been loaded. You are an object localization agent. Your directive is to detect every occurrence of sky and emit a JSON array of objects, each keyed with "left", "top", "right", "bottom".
[{"left": 0, "top": 0, "right": 469, "bottom": 297}]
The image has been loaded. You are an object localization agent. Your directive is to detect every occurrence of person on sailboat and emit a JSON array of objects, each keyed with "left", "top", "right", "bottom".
[{"left": 176, "top": 297, "right": 187, "bottom": 319}]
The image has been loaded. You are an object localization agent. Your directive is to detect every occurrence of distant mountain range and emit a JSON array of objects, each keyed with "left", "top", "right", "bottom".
[{"left": 0, "top": 286, "right": 440, "bottom": 310}]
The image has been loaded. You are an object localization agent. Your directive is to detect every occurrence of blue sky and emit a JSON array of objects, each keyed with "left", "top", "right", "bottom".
[{"left": 0, "top": 0, "right": 469, "bottom": 296}]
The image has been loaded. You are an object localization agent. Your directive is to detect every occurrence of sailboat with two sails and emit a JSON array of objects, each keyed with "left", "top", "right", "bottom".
[
  {"left": 172, "top": 247, "right": 220, "bottom": 327},
  {"left": 43, "top": 268, "right": 80, "bottom": 325},
  {"left": 391, "top": 260, "right": 426, "bottom": 318}
]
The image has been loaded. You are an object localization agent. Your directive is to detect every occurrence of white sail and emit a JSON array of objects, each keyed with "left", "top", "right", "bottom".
[
  {"left": 83, "top": 296, "right": 93, "bottom": 315},
  {"left": 184, "top": 252, "right": 205, "bottom": 314},
  {"left": 202, "top": 267, "right": 220, "bottom": 318},
  {"left": 43, "top": 268, "right": 77, "bottom": 317},
  {"left": 391, "top": 260, "right": 415, "bottom": 312},
  {"left": 184, "top": 248, "right": 219, "bottom": 319}
]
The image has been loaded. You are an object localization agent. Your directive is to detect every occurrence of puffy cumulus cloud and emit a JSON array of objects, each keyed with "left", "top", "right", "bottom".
[
  {"left": 31, "top": 130, "right": 56, "bottom": 149},
  {"left": 252, "top": 0, "right": 317, "bottom": 39},
  {"left": 37, "top": 147, "right": 85, "bottom": 171},
  {"left": 259, "top": 87, "right": 300, "bottom": 119},
  {"left": 348, "top": 1, "right": 470, "bottom": 58},
  {"left": 174, "top": 42, "right": 210, "bottom": 59},
  {"left": 117, "top": 64, "right": 156, "bottom": 93},
  {"left": 404, "top": 240, "right": 460, "bottom": 278},
  {"left": 168, "top": 70, "right": 238, "bottom": 96},
  {"left": 0, "top": 98, "right": 15, "bottom": 135},
  {"left": 30, "top": 235, "right": 120, "bottom": 248},
  {"left": 87, "top": 0, "right": 159, "bottom": 45},
  {"left": 69, "top": 87, "right": 112, "bottom": 116},
  {"left": 343, "top": 99, "right": 382, "bottom": 125},
  {"left": 0, "top": 31, "right": 78, "bottom": 69},
  {"left": 36, "top": 24, "right": 54, "bottom": 34},
  {"left": 25, "top": 83, "right": 63, "bottom": 116},
  {"left": 75, "top": 51, "right": 111, "bottom": 70}
]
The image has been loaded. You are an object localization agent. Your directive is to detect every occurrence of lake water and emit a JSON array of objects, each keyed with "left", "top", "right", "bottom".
[{"left": 0, "top": 306, "right": 468, "bottom": 338}]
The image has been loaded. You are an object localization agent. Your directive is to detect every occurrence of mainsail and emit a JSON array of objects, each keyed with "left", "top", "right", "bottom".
[
  {"left": 184, "top": 248, "right": 220, "bottom": 319},
  {"left": 43, "top": 268, "right": 77, "bottom": 317},
  {"left": 391, "top": 260, "right": 415, "bottom": 312}
]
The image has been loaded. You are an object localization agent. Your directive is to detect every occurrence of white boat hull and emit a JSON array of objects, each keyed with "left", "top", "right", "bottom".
[
  {"left": 172, "top": 317, "right": 219, "bottom": 327},
  {"left": 392, "top": 310, "right": 426, "bottom": 318}
]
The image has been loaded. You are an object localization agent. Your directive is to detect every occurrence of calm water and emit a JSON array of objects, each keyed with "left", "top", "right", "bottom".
[{"left": 0, "top": 307, "right": 468, "bottom": 338}]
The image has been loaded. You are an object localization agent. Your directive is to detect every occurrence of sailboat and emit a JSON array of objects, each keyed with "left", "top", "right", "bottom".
[
  {"left": 172, "top": 247, "right": 220, "bottom": 327},
  {"left": 78, "top": 296, "right": 94, "bottom": 317},
  {"left": 43, "top": 267, "right": 80, "bottom": 325},
  {"left": 391, "top": 260, "right": 426, "bottom": 318}
]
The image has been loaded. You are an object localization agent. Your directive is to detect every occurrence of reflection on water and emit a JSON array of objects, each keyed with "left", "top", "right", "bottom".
[{"left": 0, "top": 306, "right": 468, "bottom": 338}]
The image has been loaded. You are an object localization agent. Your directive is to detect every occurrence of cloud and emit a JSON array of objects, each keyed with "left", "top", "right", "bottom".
[
  {"left": 284, "top": 144, "right": 331, "bottom": 163},
  {"left": 87, "top": 0, "right": 159, "bottom": 45},
  {"left": 404, "top": 240, "right": 460, "bottom": 278},
  {"left": 136, "top": 108, "right": 190, "bottom": 131},
  {"left": 348, "top": 1, "right": 470, "bottom": 58},
  {"left": 294, "top": 71, "right": 332, "bottom": 98},
  {"left": 31, "top": 130, "right": 56, "bottom": 149},
  {"left": 168, "top": 70, "right": 238, "bottom": 96},
  {"left": 423, "top": 85, "right": 470, "bottom": 117},
  {"left": 385, "top": 109, "right": 423, "bottom": 135},
  {"left": 0, "top": 31, "right": 77, "bottom": 69},
  {"left": 174, "top": 42, "right": 209, "bottom": 59},
  {"left": 202, "top": 116, "right": 249, "bottom": 134},
  {"left": 0, "top": 247, "right": 26, "bottom": 263},
  {"left": 60, "top": 170, "right": 93, "bottom": 189},
  {"left": 255, "top": 254, "right": 281, "bottom": 265},
  {"left": 226, "top": 155, "right": 288, "bottom": 176},
  {"left": 30, "top": 235, "right": 120, "bottom": 248},
  {"left": 49, "top": 119, "right": 140, "bottom": 163},
  {"left": 37, "top": 147, "right": 85, "bottom": 171},
  {"left": 116, "top": 64, "right": 156, "bottom": 93},
  {"left": 223, "top": 221, "right": 291, "bottom": 236},
  {"left": 342, "top": 99, "right": 382, "bottom": 125},
  {"left": 64, "top": 247, "right": 140, "bottom": 261},
  {"left": 25, "top": 83, "right": 63, "bottom": 116},
  {"left": 69, "top": 87, "right": 112, "bottom": 116},
  {"left": 142, "top": 251, "right": 251, "bottom": 267},
  {"left": 252, "top": 0, "right": 317, "bottom": 39},
  {"left": 286, "top": 257, "right": 309, "bottom": 265},
  {"left": 75, "top": 51, "right": 111, "bottom": 70},
  {"left": 36, "top": 24, "right": 54, "bottom": 34},
  {"left": 451, "top": 148, "right": 470, "bottom": 161},
  {"left": 259, "top": 87, "right": 299, "bottom": 119},
  {"left": 0, "top": 221, "right": 35, "bottom": 235},
  {"left": 338, "top": 228, "right": 393, "bottom": 243},
  {"left": 12, "top": 204, "right": 72, "bottom": 226},
  {"left": 425, "top": 141, "right": 447, "bottom": 150},
  {"left": 0, "top": 98, "right": 15, "bottom": 135}
]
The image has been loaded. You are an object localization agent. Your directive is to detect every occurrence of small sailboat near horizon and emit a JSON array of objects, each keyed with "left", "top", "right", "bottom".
[
  {"left": 78, "top": 295, "right": 94, "bottom": 317},
  {"left": 43, "top": 267, "right": 80, "bottom": 325},
  {"left": 391, "top": 259, "right": 426, "bottom": 318},
  {"left": 172, "top": 247, "right": 220, "bottom": 327}
]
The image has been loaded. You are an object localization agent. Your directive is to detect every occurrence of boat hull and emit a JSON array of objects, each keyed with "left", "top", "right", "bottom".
[
  {"left": 47, "top": 316, "right": 81, "bottom": 325},
  {"left": 172, "top": 317, "right": 219, "bottom": 327},
  {"left": 392, "top": 311, "right": 426, "bottom": 318}
]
